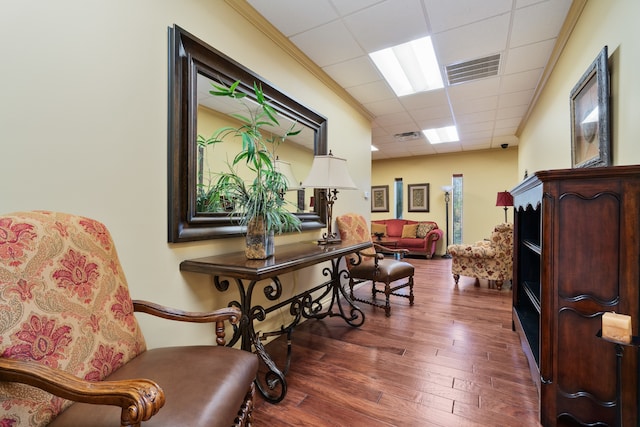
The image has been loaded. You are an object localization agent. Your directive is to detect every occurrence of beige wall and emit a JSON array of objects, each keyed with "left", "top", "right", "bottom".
[
  {"left": 372, "top": 147, "right": 519, "bottom": 250},
  {"left": 519, "top": 0, "right": 640, "bottom": 175},
  {"left": 0, "top": 1, "right": 371, "bottom": 348}
]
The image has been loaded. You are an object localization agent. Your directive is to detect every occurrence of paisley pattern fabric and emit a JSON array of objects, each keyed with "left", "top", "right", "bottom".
[
  {"left": 335, "top": 214, "right": 377, "bottom": 268},
  {"left": 447, "top": 223, "right": 514, "bottom": 282},
  {"left": 0, "top": 211, "right": 146, "bottom": 426},
  {"left": 416, "top": 222, "right": 436, "bottom": 238}
]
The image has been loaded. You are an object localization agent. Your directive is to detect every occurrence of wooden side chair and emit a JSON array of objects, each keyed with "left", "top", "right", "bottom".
[
  {"left": 0, "top": 211, "right": 258, "bottom": 427},
  {"left": 335, "top": 213, "right": 415, "bottom": 317}
]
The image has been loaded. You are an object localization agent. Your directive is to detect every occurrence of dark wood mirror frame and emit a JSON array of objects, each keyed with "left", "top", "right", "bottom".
[{"left": 168, "top": 25, "right": 327, "bottom": 243}]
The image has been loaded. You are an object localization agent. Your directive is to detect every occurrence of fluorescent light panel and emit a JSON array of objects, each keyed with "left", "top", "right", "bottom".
[
  {"left": 369, "top": 36, "right": 443, "bottom": 97},
  {"left": 423, "top": 126, "right": 459, "bottom": 144}
]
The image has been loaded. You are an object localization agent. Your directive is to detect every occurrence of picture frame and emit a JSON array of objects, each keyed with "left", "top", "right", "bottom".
[
  {"left": 570, "top": 46, "right": 610, "bottom": 168},
  {"left": 408, "top": 183, "right": 430, "bottom": 212},
  {"left": 371, "top": 185, "right": 389, "bottom": 212}
]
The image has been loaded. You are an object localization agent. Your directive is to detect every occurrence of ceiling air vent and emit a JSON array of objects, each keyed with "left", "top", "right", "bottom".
[
  {"left": 393, "top": 131, "right": 422, "bottom": 142},
  {"left": 446, "top": 53, "right": 501, "bottom": 85}
]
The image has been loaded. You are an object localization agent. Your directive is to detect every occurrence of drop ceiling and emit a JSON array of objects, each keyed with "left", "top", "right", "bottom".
[{"left": 240, "top": 0, "right": 575, "bottom": 160}]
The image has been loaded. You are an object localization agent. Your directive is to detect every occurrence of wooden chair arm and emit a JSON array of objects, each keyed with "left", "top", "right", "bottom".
[
  {"left": 132, "top": 301, "right": 240, "bottom": 324},
  {"left": 133, "top": 302, "right": 241, "bottom": 346},
  {"left": 372, "top": 243, "right": 409, "bottom": 255},
  {"left": 0, "top": 358, "right": 164, "bottom": 427}
]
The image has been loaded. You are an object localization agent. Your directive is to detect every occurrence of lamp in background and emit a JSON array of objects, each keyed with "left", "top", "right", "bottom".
[
  {"left": 274, "top": 158, "right": 301, "bottom": 191},
  {"left": 441, "top": 185, "right": 453, "bottom": 259},
  {"left": 496, "top": 191, "right": 513, "bottom": 223},
  {"left": 302, "top": 151, "right": 357, "bottom": 244}
]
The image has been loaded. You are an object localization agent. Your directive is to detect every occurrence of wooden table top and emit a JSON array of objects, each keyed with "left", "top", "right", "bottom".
[{"left": 180, "top": 240, "right": 371, "bottom": 281}]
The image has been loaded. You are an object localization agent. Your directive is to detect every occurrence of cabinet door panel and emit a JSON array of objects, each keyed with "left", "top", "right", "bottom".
[{"left": 556, "top": 192, "right": 620, "bottom": 302}]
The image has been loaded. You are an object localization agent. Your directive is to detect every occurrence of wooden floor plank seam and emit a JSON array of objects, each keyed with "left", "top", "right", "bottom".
[{"left": 253, "top": 257, "right": 540, "bottom": 426}]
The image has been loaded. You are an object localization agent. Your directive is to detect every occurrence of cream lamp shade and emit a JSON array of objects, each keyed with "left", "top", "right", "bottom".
[
  {"left": 301, "top": 153, "right": 357, "bottom": 190},
  {"left": 274, "top": 159, "right": 300, "bottom": 191},
  {"left": 301, "top": 151, "right": 357, "bottom": 244}
]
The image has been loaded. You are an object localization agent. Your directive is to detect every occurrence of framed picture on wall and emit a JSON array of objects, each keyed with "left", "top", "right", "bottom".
[
  {"left": 570, "top": 46, "right": 610, "bottom": 168},
  {"left": 408, "top": 183, "right": 430, "bottom": 212},
  {"left": 371, "top": 185, "right": 389, "bottom": 212}
]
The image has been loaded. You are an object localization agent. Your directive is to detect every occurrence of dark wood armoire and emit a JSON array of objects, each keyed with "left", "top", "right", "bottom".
[{"left": 511, "top": 165, "right": 640, "bottom": 426}]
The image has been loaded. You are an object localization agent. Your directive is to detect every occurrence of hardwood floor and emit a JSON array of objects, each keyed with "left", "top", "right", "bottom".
[{"left": 252, "top": 257, "right": 541, "bottom": 426}]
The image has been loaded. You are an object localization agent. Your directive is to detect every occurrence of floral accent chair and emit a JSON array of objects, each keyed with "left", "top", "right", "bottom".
[
  {"left": 0, "top": 211, "right": 257, "bottom": 427},
  {"left": 447, "top": 223, "right": 514, "bottom": 290},
  {"left": 335, "top": 213, "right": 415, "bottom": 317}
]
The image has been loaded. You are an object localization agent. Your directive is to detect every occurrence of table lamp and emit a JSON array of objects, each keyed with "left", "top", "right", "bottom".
[{"left": 302, "top": 151, "right": 357, "bottom": 244}]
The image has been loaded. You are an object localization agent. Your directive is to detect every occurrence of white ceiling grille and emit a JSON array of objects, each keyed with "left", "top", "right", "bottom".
[
  {"left": 446, "top": 54, "right": 501, "bottom": 85},
  {"left": 393, "top": 131, "right": 422, "bottom": 142}
]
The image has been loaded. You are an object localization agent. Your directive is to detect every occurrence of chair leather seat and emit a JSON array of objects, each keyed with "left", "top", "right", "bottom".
[
  {"left": 48, "top": 346, "right": 258, "bottom": 427},
  {"left": 351, "top": 258, "right": 415, "bottom": 283}
]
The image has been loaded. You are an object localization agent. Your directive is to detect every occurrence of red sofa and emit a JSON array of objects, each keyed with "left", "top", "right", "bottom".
[{"left": 371, "top": 219, "right": 443, "bottom": 259}]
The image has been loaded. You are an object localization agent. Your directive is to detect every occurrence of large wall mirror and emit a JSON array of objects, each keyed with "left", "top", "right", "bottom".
[{"left": 168, "top": 25, "right": 327, "bottom": 242}]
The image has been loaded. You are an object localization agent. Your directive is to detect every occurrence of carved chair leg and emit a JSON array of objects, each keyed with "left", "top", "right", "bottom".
[
  {"left": 453, "top": 274, "right": 460, "bottom": 284},
  {"left": 384, "top": 283, "right": 391, "bottom": 317},
  {"left": 349, "top": 277, "right": 356, "bottom": 300},
  {"left": 408, "top": 276, "right": 415, "bottom": 305}
]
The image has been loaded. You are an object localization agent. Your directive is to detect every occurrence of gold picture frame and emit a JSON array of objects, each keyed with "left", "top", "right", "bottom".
[
  {"left": 570, "top": 46, "right": 610, "bottom": 168},
  {"left": 371, "top": 185, "right": 389, "bottom": 212},
  {"left": 408, "top": 183, "right": 429, "bottom": 212}
]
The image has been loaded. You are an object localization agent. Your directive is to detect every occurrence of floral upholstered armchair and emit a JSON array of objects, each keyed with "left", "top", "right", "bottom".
[
  {"left": 0, "top": 211, "right": 257, "bottom": 427},
  {"left": 447, "top": 223, "right": 514, "bottom": 290}
]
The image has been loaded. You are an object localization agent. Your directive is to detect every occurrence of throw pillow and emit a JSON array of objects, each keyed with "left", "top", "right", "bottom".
[
  {"left": 416, "top": 222, "right": 436, "bottom": 238},
  {"left": 401, "top": 223, "right": 418, "bottom": 238},
  {"left": 371, "top": 223, "right": 387, "bottom": 236}
]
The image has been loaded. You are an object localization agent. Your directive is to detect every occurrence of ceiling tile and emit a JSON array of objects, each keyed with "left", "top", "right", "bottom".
[
  {"left": 398, "top": 89, "right": 449, "bottom": 109},
  {"left": 342, "top": 0, "right": 429, "bottom": 52},
  {"left": 329, "top": 0, "right": 383, "bottom": 16},
  {"left": 322, "top": 56, "right": 381, "bottom": 88},
  {"left": 433, "top": 14, "right": 510, "bottom": 66},
  {"left": 510, "top": 0, "right": 572, "bottom": 48},
  {"left": 347, "top": 80, "right": 395, "bottom": 104},
  {"left": 451, "top": 96, "right": 498, "bottom": 115},
  {"left": 503, "top": 39, "right": 556, "bottom": 74},
  {"left": 363, "top": 98, "right": 406, "bottom": 116},
  {"left": 447, "top": 77, "right": 501, "bottom": 102},
  {"left": 424, "top": 0, "right": 512, "bottom": 33},
  {"left": 500, "top": 68, "right": 542, "bottom": 92},
  {"left": 247, "top": 0, "right": 338, "bottom": 36},
  {"left": 498, "top": 89, "right": 534, "bottom": 108},
  {"left": 290, "top": 21, "right": 364, "bottom": 67}
]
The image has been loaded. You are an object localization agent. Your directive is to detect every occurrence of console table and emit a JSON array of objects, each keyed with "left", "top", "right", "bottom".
[{"left": 179, "top": 240, "right": 371, "bottom": 403}]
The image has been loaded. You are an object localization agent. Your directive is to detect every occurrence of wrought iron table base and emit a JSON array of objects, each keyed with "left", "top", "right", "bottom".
[{"left": 215, "top": 255, "right": 365, "bottom": 403}]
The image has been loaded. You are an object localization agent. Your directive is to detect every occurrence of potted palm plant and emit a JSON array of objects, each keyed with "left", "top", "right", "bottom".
[{"left": 202, "top": 80, "right": 302, "bottom": 259}]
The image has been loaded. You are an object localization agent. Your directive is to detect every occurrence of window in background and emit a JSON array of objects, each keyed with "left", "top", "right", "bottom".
[
  {"left": 395, "top": 178, "right": 403, "bottom": 219},
  {"left": 452, "top": 174, "right": 463, "bottom": 244}
]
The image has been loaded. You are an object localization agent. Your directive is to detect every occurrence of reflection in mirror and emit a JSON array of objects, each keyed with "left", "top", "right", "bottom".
[
  {"left": 168, "top": 25, "right": 327, "bottom": 242},
  {"left": 195, "top": 72, "right": 315, "bottom": 214}
]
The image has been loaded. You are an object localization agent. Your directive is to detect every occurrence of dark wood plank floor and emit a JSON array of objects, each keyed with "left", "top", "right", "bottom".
[{"left": 253, "top": 257, "right": 540, "bottom": 426}]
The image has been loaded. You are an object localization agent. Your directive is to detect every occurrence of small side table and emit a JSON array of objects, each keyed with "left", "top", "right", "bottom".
[{"left": 596, "top": 330, "right": 640, "bottom": 427}]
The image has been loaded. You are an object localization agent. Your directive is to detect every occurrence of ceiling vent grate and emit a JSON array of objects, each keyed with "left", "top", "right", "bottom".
[
  {"left": 446, "top": 54, "right": 501, "bottom": 85},
  {"left": 393, "top": 131, "right": 422, "bottom": 142}
]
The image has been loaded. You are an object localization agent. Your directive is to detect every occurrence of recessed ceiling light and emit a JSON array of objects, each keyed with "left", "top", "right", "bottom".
[
  {"left": 422, "top": 126, "right": 459, "bottom": 144},
  {"left": 369, "top": 36, "right": 443, "bottom": 97}
]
